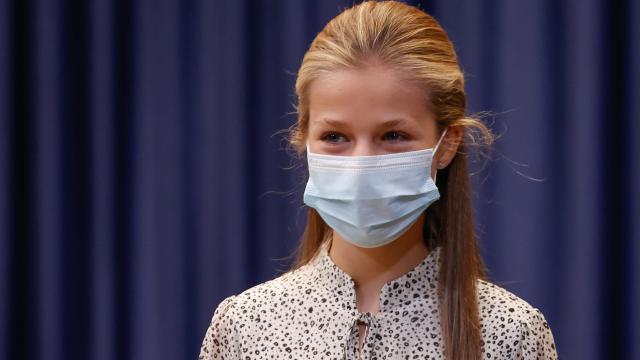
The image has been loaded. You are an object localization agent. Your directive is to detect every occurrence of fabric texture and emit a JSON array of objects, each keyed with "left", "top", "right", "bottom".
[{"left": 199, "top": 242, "right": 557, "bottom": 359}]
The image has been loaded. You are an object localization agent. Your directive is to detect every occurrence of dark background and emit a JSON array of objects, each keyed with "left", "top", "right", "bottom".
[{"left": 1, "top": 0, "right": 638, "bottom": 359}]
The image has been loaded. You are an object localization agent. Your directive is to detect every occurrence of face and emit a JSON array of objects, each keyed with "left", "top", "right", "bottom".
[{"left": 307, "top": 64, "right": 441, "bottom": 160}]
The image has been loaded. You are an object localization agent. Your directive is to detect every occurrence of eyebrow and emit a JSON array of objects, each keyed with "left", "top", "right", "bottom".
[
  {"left": 317, "top": 118, "right": 347, "bottom": 127},
  {"left": 379, "top": 118, "right": 409, "bottom": 128},
  {"left": 317, "top": 117, "right": 414, "bottom": 128}
]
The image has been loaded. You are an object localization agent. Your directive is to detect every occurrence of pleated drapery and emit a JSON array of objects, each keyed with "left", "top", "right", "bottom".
[{"left": 1, "top": 1, "right": 638, "bottom": 359}]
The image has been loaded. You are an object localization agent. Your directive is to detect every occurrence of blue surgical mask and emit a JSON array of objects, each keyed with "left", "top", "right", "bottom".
[{"left": 303, "top": 128, "right": 448, "bottom": 248}]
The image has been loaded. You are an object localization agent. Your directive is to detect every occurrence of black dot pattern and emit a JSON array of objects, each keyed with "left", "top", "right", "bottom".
[{"left": 199, "top": 243, "right": 557, "bottom": 359}]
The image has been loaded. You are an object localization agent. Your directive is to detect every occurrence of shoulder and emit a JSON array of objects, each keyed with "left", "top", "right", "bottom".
[
  {"left": 199, "top": 265, "right": 313, "bottom": 359},
  {"left": 203, "top": 262, "right": 315, "bottom": 330},
  {"left": 476, "top": 279, "right": 558, "bottom": 359},
  {"left": 233, "top": 261, "right": 317, "bottom": 308},
  {"left": 199, "top": 294, "right": 239, "bottom": 359},
  {"left": 476, "top": 279, "right": 542, "bottom": 324}
]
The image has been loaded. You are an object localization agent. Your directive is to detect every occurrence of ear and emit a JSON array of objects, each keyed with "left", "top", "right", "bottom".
[{"left": 431, "top": 126, "right": 463, "bottom": 177}]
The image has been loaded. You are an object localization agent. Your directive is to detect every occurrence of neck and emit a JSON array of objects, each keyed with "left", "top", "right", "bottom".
[{"left": 327, "top": 215, "right": 430, "bottom": 299}]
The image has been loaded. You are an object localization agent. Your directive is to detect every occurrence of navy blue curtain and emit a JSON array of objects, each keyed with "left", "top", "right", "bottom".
[{"left": 1, "top": 0, "right": 638, "bottom": 359}]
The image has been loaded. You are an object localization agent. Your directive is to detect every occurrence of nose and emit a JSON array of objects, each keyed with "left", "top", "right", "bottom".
[{"left": 351, "top": 140, "right": 378, "bottom": 156}]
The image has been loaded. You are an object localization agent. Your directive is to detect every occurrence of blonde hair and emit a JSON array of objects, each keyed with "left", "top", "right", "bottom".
[{"left": 288, "top": 1, "right": 494, "bottom": 359}]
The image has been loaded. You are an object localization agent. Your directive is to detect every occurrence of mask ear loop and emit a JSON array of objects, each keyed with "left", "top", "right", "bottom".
[{"left": 432, "top": 128, "right": 449, "bottom": 183}]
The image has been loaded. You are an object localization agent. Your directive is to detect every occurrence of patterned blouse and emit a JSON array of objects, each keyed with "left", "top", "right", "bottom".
[{"left": 199, "top": 242, "right": 558, "bottom": 359}]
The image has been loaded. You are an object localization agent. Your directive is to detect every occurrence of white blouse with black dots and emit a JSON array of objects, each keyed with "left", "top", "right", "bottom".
[{"left": 199, "top": 243, "right": 558, "bottom": 359}]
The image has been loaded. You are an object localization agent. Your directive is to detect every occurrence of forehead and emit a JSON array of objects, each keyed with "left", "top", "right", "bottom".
[{"left": 307, "top": 65, "right": 434, "bottom": 124}]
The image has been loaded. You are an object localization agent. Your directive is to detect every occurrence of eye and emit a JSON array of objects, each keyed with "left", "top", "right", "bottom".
[
  {"left": 382, "top": 131, "right": 408, "bottom": 142},
  {"left": 321, "top": 132, "right": 348, "bottom": 143}
]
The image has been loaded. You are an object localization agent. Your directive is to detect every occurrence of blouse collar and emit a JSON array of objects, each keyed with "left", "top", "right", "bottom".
[{"left": 310, "top": 240, "right": 441, "bottom": 314}]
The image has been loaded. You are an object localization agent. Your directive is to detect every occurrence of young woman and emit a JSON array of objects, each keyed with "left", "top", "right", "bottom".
[{"left": 199, "top": 1, "right": 557, "bottom": 359}]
